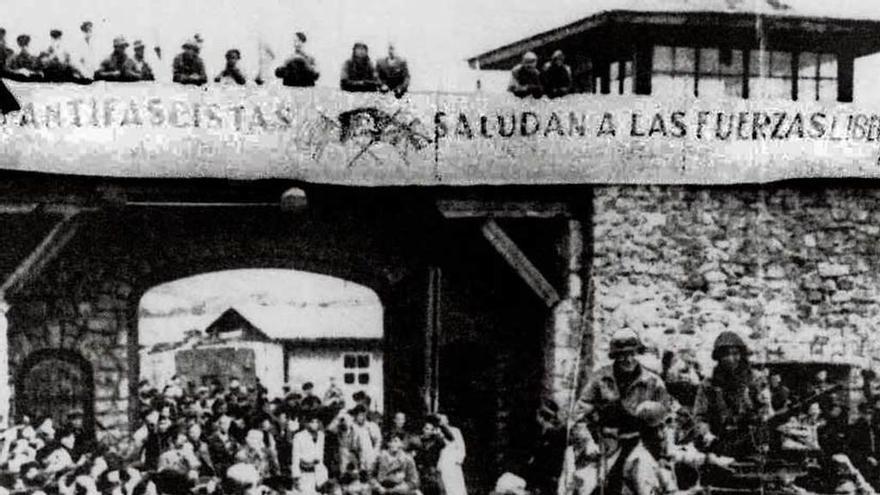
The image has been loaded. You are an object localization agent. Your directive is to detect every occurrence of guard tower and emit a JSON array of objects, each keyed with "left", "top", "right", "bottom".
[{"left": 468, "top": 1, "right": 880, "bottom": 102}]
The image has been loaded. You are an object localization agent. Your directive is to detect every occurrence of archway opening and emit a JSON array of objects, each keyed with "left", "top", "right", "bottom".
[{"left": 138, "top": 268, "right": 384, "bottom": 411}]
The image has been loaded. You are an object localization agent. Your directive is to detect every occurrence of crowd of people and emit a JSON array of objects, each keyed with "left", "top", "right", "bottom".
[
  {"left": 514, "top": 328, "right": 880, "bottom": 495},
  {"left": 0, "top": 22, "right": 410, "bottom": 97},
  {"left": 0, "top": 377, "right": 468, "bottom": 495}
]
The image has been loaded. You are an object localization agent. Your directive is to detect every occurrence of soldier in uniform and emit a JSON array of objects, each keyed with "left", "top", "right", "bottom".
[
  {"left": 693, "top": 331, "right": 765, "bottom": 461},
  {"left": 7, "top": 34, "right": 41, "bottom": 80},
  {"left": 275, "top": 32, "right": 320, "bottom": 87},
  {"left": 172, "top": 39, "right": 207, "bottom": 86},
  {"left": 214, "top": 49, "right": 247, "bottom": 85},
  {"left": 541, "top": 50, "right": 572, "bottom": 98},
  {"left": 94, "top": 37, "right": 139, "bottom": 82},
  {"left": 573, "top": 328, "right": 670, "bottom": 436},
  {"left": 507, "top": 52, "right": 543, "bottom": 98},
  {"left": 376, "top": 43, "right": 410, "bottom": 98},
  {"left": 38, "top": 29, "right": 82, "bottom": 82},
  {"left": 132, "top": 41, "right": 155, "bottom": 81},
  {"left": 340, "top": 42, "right": 380, "bottom": 93}
]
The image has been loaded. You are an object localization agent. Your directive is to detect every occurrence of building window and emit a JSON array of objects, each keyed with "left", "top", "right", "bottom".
[
  {"left": 697, "top": 48, "right": 744, "bottom": 98},
  {"left": 609, "top": 59, "right": 634, "bottom": 95},
  {"left": 653, "top": 46, "right": 745, "bottom": 98},
  {"left": 798, "top": 52, "right": 838, "bottom": 101},
  {"left": 343, "top": 353, "right": 370, "bottom": 386},
  {"left": 653, "top": 46, "right": 696, "bottom": 97},
  {"left": 749, "top": 50, "right": 793, "bottom": 100}
]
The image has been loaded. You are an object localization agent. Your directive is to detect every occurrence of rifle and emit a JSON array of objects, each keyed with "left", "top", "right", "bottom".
[{"left": 765, "top": 384, "right": 841, "bottom": 427}]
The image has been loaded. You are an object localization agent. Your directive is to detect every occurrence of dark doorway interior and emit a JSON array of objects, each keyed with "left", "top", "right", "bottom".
[{"left": 16, "top": 349, "right": 95, "bottom": 439}]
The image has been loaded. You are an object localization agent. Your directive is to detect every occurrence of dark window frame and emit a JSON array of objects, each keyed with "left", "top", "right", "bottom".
[{"left": 650, "top": 45, "right": 840, "bottom": 101}]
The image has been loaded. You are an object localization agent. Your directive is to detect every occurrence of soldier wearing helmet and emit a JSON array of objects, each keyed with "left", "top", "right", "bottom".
[
  {"left": 693, "top": 331, "right": 764, "bottom": 460},
  {"left": 573, "top": 329, "right": 669, "bottom": 437}
]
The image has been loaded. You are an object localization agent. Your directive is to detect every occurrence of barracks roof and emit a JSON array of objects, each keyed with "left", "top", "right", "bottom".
[{"left": 468, "top": 0, "right": 880, "bottom": 69}]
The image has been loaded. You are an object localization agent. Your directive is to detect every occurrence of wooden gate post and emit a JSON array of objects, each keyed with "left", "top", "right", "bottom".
[{"left": 543, "top": 219, "right": 586, "bottom": 419}]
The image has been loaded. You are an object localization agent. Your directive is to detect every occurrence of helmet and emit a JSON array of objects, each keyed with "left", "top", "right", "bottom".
[
  {"left": 609, "top": 329, "right": 645, "bottom": 358},
  {"left": 711, "top": 331, "right": 750, "bottom": 361},
  {"left": 634, "top": 401, "right": 669, "bottom": 429}
]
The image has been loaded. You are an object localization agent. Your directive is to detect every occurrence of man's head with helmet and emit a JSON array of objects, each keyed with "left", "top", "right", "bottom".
[{"left": 609, "top": 328, "right": 646, "bottom": 373}]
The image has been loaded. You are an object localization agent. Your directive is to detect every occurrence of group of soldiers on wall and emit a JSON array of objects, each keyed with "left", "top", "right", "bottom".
[
  {"left": 516, "top": 329, "right": 880, "bottom": 495},
  {"left": 0, "top": 20, "right": 581, "bottom": 100},
  {"left": 0, "top": 22, "right": 411, "bottom": 97}
]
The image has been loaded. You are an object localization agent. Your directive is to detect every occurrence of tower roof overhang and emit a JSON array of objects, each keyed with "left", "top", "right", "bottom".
[{"left": 468, "top": 9, "right": 880, "bottom": 70}]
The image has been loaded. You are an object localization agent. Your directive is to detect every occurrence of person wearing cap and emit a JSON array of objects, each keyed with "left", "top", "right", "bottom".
[
  {"left": 573, "top": 328, "right": 669, "bottom": 434},
  {"left": 131, "top": 41, "right": 154, "bottom": 81},
  {"left": 214, "top": 49, "right": 246, "bottom": 86},
  {"left": 172, "top": 40, "right": 207, "bottom": 86},
  {"left": 508, "top": 52, "right": 543, "bottom": 98},
  {"left": 620, "top": 401, "right": 682, "bottom": 495},
  {"left": 340, "top": 42, "right": 379, "bottom": 93},
  {"left": 94, "top": 37, "right": 139, "bottom": 82},
  {"left": 7, "top": 34, "right": 41, "bottom": 80},
  {"left": 693, "top": 331, "right": 763, "bottom": 460},
  {"left": 376, "top": 43, "right": 410, "bottom": 98},
  {"left": 37, "top": 29, "right": 80, "bottom": 82},
  {"left": 275, "top": 32, "right": 319, "bottom": 87},
  {"left": 541, "top": 50, "right": 572, "bottom": 98},
  {"left": 291, "top": 412, "right": 327, "bottom": 493}
]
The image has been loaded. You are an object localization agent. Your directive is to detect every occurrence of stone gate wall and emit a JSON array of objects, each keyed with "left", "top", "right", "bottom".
[{"left": 589, "top": 185, "right": 880, "bottom": 395}]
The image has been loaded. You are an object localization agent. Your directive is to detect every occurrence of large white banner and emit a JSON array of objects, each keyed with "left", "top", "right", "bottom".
[{"left": 1, "top": 81, "right": 879, "bottom": 185}]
